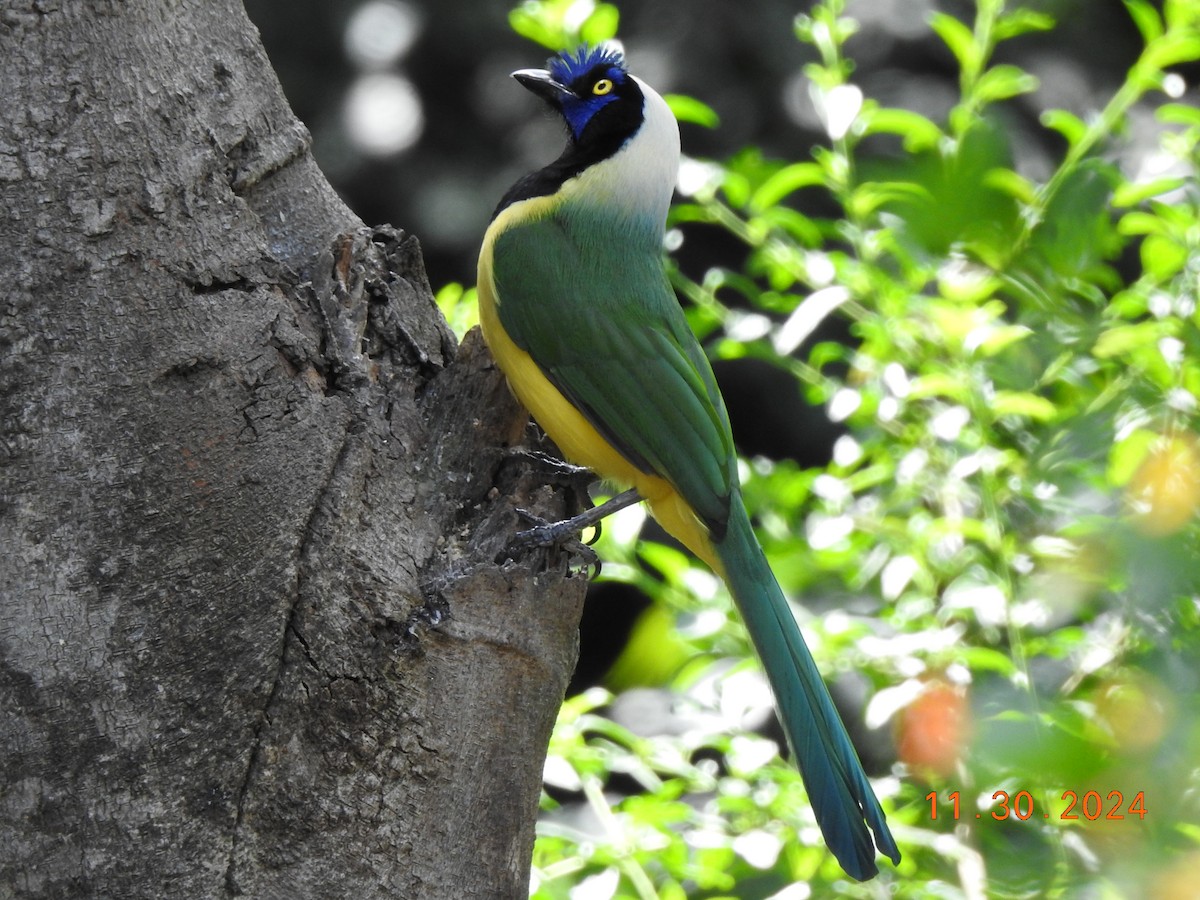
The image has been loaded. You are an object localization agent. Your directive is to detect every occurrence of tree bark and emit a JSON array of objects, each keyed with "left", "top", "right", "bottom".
[{"left": 0, "top": 2, "right": 586, "bottom": 897}]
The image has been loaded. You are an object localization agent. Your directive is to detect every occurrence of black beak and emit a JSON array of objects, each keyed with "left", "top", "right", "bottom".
[{"left": 512, "top": 68, "right": 573, "bottom": 105}]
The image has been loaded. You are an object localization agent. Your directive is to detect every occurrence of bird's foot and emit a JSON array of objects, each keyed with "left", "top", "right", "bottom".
[
  {"left": 495, "top": 488, "right": 644, "bottom": 576},
  {"left": 497, "top": 507, "right": 602, "bottom": 575}
]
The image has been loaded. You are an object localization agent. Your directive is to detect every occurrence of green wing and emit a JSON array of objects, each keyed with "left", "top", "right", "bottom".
[{"left": 492, "top": 208, "right": 735, "bottom": 533}]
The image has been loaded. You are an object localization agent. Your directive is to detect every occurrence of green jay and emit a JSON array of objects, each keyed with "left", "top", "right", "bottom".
[{"left": 477, "top": 45, "right": 900, "bottom": 881}]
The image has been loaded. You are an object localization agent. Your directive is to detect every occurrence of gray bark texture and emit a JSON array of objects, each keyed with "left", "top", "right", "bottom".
[{"left": 0, "top": 1, "right": 588, "bottom": 897}]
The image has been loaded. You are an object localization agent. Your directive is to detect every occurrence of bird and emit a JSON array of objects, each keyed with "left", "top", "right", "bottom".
[{"left": 477, "top": 44, "right": 901, "bottom": 881}]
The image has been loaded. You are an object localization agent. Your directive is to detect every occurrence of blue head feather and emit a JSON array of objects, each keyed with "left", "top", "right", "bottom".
[
  {"left": 544, "top": 44, "right": 634, "bottom": 142},
  {"left": 548, "top": 44, "right": 627, "bottom": 86}
]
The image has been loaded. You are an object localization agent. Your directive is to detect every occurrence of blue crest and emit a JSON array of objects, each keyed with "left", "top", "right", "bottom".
[{"left": 548, "top": 44, "right": 627, "bottom": 87}]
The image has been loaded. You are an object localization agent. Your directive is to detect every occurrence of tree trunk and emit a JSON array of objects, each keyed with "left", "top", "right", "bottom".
[{"left": 0, "top": 2, "right": 586, "bottom": 896}]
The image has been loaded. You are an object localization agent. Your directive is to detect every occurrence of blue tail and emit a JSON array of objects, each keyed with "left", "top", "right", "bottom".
[{"left": 715, "top": 494, "right": 900, "bottom": 881}]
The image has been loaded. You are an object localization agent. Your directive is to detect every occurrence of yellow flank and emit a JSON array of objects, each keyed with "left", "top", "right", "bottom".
[{"left": 478, "top": 199, "right": 721, "bottom": 573}]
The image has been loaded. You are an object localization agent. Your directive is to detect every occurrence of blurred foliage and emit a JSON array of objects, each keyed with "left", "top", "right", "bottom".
[{"left": 452, "top": 0, "right": 1200, "bottom": 896}]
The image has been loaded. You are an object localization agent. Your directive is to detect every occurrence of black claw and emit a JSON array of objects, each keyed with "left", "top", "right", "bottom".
[{"left": 584, "top": 518, "right": 602, "bottom": 545}]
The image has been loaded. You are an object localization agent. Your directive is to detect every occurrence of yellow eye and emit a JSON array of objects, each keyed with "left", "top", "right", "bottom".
[{"left": 592, "top": 78, "right": 614, "bottom": 96}]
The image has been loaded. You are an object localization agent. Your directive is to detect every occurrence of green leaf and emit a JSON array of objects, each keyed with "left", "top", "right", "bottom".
[
  {"left": 848, "top": 180, "right": 933, "bottom": 218},
  {"left": 1117, "top": 210, "right": 1168, "bottom": 236},
  {"left": 983, "top": 167, "right": 1037, "bottom": 205},
  {"left": 580, "top": 3, "right": 620, "bottom": 44},
  {"left": 749, "top": 162, "right": 825, "bottom": 211},
  {"left": 1041, "top": 109, "right": 1088, "bottom": 147},
  {"left": 604, "top": 606, "right": 691, "bottom": 690},
  {"left": 860, "top": 107, "right": 944, "bottom": 152},
  {"left": 977, "top": 324, "right": 1034, "bottom": 356},
  {"left": 909, "top": 372, "right": 971, "bottom": 401},
  {"left": 1143, "top": 33, "right": 1200, "bottom": 71},
  {"left": 974, "top": 64, "right": 1040, "bottom": 103},
  {"left": 992, "top": 390, "right": 1059, "bottom": 422},
  {"left": 1093, "top": 322, "right": 1167, "bottom": 358},
  {"left": 1112, "top": 177, "right": 1188, "bottom": 207},
  {"left": 759, "top": 206, "right": 823, "bottom": 246},
  {"left": 509, "top": 7, "right": 562, "bottom": 50},
  {"left": 664, "top": 94, "right": 720, "bottom": 128},
  {"left": 994, "top": 9, "right": 1057, "bottom": 41},
  {"left": 1157, "top": 102, "right": 1200, "bottom": 127},
  {"left": 1165, "top": 0, "right": 1200, "bottom": 29},
  {"left": 435, "top": 282, "right": 479, "bottom": 337},
  {"left": 507, "top": 0, "right": 619, "bottom": 50},
  {"left": 793, "top": 13, "right": 816, "bottom": 44},
  {"left": 1108, "top": 428, "right": 1158, "bottom": 487},
  {"left": 939, "top": 268, "right": 1003, "bottom": 305},
  {"left": 960, "top": 645, "right": 1020, "bottom": 676},
  {"left": 930, "top": 12, "right": 980, "bottom": 77},
  {"left": 721, "top": 171, "right": 752, "bottom": 209},
  {"left": 1141, "top": 233, "right": 1189, "bottom": 280},
  {"left": 1125, "top": 0, "right": 1164, "bottom": 42}
]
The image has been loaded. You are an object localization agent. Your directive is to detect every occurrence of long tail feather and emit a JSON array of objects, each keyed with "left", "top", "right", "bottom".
[{"left": 715, "top": 494, "right": 900, "bottom": 881}]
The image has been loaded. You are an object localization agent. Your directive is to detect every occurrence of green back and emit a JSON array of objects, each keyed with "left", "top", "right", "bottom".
[{"left": 492, "top": 201, "right": 735, "bottom": 534}]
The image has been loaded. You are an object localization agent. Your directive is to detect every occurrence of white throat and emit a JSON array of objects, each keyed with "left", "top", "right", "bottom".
[{"left": 566, "top": 75, "right": 681, "bottom": 229}]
